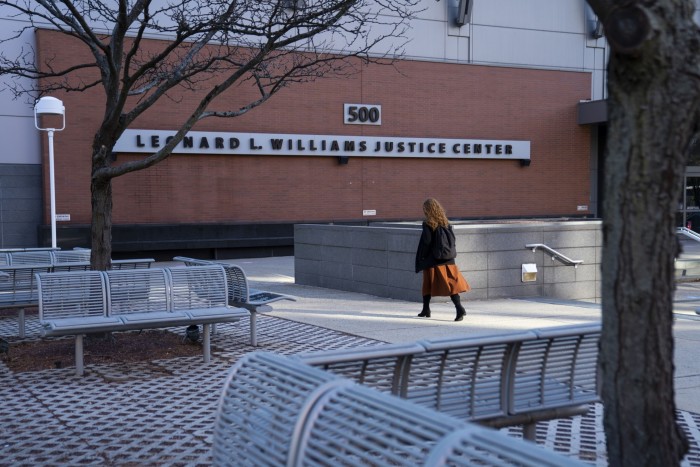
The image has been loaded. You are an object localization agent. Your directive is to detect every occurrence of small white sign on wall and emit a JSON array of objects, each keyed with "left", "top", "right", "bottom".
[
  {"left": 363, "top": 210, "right": 377, "bottom": 216},
  {"left": 55, "top": 214, "right": 71, "bottom": 222}
]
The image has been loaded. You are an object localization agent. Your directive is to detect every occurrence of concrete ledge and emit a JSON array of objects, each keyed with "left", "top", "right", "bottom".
[{"left": 295, "top": 220, "right": 602, "bottom": 302}]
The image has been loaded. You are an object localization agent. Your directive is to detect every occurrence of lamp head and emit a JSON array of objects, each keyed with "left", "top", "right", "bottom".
[{"left": 34, "top": 96, "right": 65, "bottom": 131}]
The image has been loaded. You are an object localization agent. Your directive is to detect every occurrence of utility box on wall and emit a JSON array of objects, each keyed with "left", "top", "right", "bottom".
[{"left": 522, "top": 263, "right": 537, "bottom": 282}]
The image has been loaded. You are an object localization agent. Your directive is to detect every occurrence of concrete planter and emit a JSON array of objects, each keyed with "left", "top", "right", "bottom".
[{"left": 294, "top": 220, "right": 602, "bottom": 302}]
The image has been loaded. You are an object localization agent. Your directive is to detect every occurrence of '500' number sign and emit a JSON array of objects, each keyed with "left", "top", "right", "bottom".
[{"left": 344, "top": 104, "right": 381, "bottom": 125}]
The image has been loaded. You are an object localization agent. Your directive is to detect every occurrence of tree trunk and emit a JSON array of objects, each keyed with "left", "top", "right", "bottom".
[
  {"left": 597, "top": 2, "right": 696, "bottom": 464},
  {"left": 90, "top": 173, "right": 113, "bottom": 271}
]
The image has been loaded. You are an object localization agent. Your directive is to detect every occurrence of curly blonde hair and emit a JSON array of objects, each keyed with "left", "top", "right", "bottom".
[{"left": 423, "top": 198, "right": 449, "bottom": 230}]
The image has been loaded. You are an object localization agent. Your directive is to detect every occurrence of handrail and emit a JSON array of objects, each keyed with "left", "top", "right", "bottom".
[
  {"left": 677, "top": 227, "right": 700, "bottom": 242},
  {"left": 525, "top": 244, "right": 583, "bottom": 268}
]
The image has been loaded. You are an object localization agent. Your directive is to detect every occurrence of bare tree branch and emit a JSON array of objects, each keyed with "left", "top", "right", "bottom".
[{"left": 0, "top": 0, "right": 419, "bottom": 268}]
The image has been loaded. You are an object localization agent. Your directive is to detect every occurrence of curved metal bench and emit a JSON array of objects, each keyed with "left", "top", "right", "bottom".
[
  {"left": 297, "top": 323, "right": 601, "bottom": 440},
  {"left": 0, "top": 264, "right": 53, "bottom": 337},
  {"left": 174, "top": 256, "right": 296, "bottom": 346},
  {"left": 212, "top": 352, "right": 586, "bottom": 466},
  {"left": 37, "top": 265, "right": 248, "bottom": 375},
  {"left": 1, "top": 254, "right": 155, "bottom": 336},
  {"left": 51, "top": 249, "right": 92, "bottom": 264},
  {"left": 7, "top": 250, "right": 55, "bottom": 265}
]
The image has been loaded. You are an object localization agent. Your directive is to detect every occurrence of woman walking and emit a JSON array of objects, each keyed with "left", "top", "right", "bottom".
[{"left": 415, "top": 198, "right": 470, "bottom": 321}]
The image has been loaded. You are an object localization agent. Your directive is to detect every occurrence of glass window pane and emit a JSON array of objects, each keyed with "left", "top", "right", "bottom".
[
  {"left": 688, "top": 137, "right": 700, "bottom": 166},
  {"left": 686, "top": 177, "right": 700, "bottom": 210},
  {"left": 677, "top": 212, "right": 686, "bottom": 229}
]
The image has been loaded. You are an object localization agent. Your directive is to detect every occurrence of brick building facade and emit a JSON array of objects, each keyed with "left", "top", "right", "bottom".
[{"left": 34, "top": 27, "right": 592, "bottom": 257}]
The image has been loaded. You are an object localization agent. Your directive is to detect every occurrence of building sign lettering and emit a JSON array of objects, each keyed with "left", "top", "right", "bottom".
[
  {"left": 114, "top": 130, "right": 531, "bottom": 160},
  {"left": 344, "top": 104, "right": 381, "bottom": 125}
]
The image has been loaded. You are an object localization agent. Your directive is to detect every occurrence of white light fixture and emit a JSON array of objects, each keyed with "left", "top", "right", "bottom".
[
  {"left": 456, "top": 0, "right": 473, "bottom": 26},
  {"left": 34, "top": 96, "right": 66, "bottom": 249}
]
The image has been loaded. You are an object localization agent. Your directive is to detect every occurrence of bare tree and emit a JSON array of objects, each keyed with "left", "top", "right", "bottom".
[
  {"left": 0, "top": 0, "right": 418, "bottom": 269},
  {"left": 585, "top": 0, "right": 697, "bottom": 464}
]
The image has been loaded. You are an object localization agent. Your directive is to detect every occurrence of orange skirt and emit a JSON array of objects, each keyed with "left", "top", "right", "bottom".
[{"left": 422, "top": 264, "right": 470, "bottom": 297}]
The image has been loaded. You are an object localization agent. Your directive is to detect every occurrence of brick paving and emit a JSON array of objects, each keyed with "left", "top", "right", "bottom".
[{"left": 1, "top": 312, "right": 699, "bottom": 466}]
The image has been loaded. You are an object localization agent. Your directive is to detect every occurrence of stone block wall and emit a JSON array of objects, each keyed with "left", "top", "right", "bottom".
[
  {"left": 0, "top": 163, "right": 42, "bottom": 248},
  {"left": 294, "top": 220, "right": 602, "bottom": 302}
]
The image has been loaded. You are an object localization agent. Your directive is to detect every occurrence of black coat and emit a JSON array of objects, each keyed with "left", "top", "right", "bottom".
[{"left": 415, "top": 222, "right": 455, "bottom": 273}]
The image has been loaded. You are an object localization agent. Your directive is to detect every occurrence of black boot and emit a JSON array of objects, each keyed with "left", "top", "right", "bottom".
[
  {"left": 418, "top": 295, "right": 431, "bottom": 317},
  {"left": 451, "top": 294, "right": 466, "bottom": 321}
]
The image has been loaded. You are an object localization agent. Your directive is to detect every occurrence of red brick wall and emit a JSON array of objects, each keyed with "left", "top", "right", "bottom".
[{"left": 36, "top": 29, "right": 592, "bottom": 225}]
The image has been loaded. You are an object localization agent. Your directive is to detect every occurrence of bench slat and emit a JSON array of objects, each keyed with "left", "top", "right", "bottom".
[
  {"left": 42, "top": 315, "right": 124, "bottom": 334},
  {"left": 9, "top": 250, "right": 54, "bottom": 265},
  {"left": 510, "top": 329, "right": 600, "bottom": 414},
  {"left": 37, "top": 270, "right": 106, "bottom": 321},
  {"left": 186, "top": 307, "right": 248, "bottom": 323},
  {"left": 1, "top": 264, "right": 55, "bottom": 337},
  {"left": 38, "top": 270, "right": 109, "bottom": 336},
  {"left": 168, "top": 265, "right": 228, "bottom": 310},
  {"left": 0, "top": 265, "right": 52, "bottom": 298},
  {"left": 51, "top": 262, "right": 91, "bottom": 272},
  {"left": 173, "top": 256, "right": 297, "bottom": 306},
  {"left": 222, "top": 264, "right": 248, "bottom": 304},
  {"left": 111, "top": 258, "right": 154, "bottom": 269},
  {"left": 52, "top": 250, "right": 92, "bottom": 263},
  {"left": 0, "top": 291, "right": 37, "bottom": 306},
  {"left": 117, "top": 312, "right": 193, "bottom": 328},
  {"left": 173, "top": 256, "right": 296, "bottom": 347},
  {"left": 106, "top": 268, "right": 170, "bottom": 316}
]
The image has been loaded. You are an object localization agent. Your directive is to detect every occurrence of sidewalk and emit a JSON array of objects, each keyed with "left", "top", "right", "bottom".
[{"left": 1, "top": 255, "right": 699, "bottom": 466}]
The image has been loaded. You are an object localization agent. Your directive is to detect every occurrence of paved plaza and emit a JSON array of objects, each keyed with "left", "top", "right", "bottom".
[{"left": 1, "top": 255, "right": 700, "bottom": 466}]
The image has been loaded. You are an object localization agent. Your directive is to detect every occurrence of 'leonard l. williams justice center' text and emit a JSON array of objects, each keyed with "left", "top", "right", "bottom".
[{"left": 114, "top": 130, "right": 531, "bottom": 160}]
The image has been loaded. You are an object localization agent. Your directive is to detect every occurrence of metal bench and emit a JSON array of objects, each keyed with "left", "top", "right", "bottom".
[
  {"left": 0, "top": 256, "right": 155, "bottom": 336},
  {"left": 0, "top": 264, "right": 53, "bottom": 338},
  {"left": 2, "top": 248, "right": 154, "bottom": 268},
  {"left": 174, "top": 256, "right": 296, "bottom": 346},
  {"left": 8, "top": 250, "right": 55, "bottom": 265},
  {"left": 37, "top": 265, "right": 249, "bottom": 376},
  {"left": 212, "top": 352, "right": 586, "bottom": 466},
  {"left": 297, "top": 322, "right": 601, "bottom": 440},
  {"left": 0, "top": 247, "right": 58, "bottom": 266},
  {"left": 0, "top": 247, "right": 66, "bottom": 266},
  {"left": 51, "top": 249, "right": 92, "bottom": 264},
  {"left": 5, "top": 248, "right": 153, "bottom": 269},
  {"left": 50, "top": 248, "right": 95, "bottom": 273}
]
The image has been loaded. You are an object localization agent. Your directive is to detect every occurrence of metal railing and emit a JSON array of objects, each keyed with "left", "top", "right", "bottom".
[
  {"left": 677, "top": 227, "right": 700, "bottom": 242},
  {"left": 525, "top": 243, "right": 583, "bottom": 267}
]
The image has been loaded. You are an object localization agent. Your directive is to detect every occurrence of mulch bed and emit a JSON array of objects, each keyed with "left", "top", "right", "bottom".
[{"left": 1, "top": 330, "right": 203, "bottom": 372}]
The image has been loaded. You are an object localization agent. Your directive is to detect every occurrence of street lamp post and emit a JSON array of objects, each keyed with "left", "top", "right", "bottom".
[{"left": 34, "top": 97, "right": 66, "bottom": 249}]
